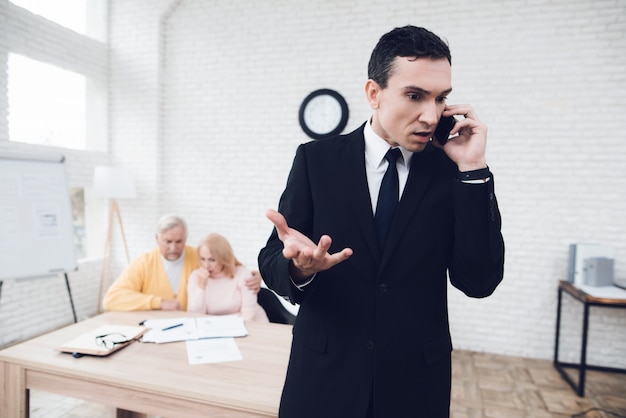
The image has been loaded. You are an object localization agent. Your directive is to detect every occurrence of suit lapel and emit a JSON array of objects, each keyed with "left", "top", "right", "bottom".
[
  {"left": 338, "top": 129, "right": 381, "bottom": 261},
  {"left": 380, "top": 148, "right": 434, "bottom": 268}
]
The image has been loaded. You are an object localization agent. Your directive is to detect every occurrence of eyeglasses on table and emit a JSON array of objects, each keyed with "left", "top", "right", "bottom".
[{"left": 95, "top": 332, "right": 141, "bottom": 349}]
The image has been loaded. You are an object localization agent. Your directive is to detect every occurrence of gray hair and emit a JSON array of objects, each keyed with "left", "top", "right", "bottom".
[{"left": 155, "top": 214, "right": 188, "bottom": 237}]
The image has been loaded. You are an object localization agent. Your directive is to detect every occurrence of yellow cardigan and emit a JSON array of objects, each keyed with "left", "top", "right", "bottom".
[{"left": 103, "top": 246, "right": 199, "bottom": 311}]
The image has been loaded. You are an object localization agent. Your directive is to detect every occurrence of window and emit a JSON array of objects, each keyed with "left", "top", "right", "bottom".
[
  {"left": 6, "top": 0, "right": 109, "bottom": 260},
  {"left": 9, "top": 0, "right": 107, "bottom": 42},
  {"left": 8, "top": 53, "right": 88, "bottom": 150}
]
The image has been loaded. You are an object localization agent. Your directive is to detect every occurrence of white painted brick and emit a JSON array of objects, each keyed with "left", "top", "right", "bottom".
[{"left": 1, "top": 0, "right": 625, "bottom": 370}]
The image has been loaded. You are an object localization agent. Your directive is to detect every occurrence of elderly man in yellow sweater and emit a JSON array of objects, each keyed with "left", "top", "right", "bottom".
[{"left": 103, "top": 214, "right": 261, "bottom": 311}]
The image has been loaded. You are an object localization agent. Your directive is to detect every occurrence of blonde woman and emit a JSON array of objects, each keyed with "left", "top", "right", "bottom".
[{"left": 187, "top": 233, "right": 268, "bottom": 322}]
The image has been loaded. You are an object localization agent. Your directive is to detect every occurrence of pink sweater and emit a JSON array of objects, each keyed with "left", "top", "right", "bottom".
[{"left": 187, "top": 265, "right": 268, "bottom": 322}]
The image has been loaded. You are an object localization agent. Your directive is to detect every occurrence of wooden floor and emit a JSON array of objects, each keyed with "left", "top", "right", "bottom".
[
  {"left": 29, "top": 350, "right": 626, "bottom": 418},
  {"left": 450, "top": 351, "right": 626, "bottom": 418}
]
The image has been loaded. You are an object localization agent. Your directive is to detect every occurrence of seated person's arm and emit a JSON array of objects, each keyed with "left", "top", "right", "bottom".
[
  {"left": 245, "top": 270, "right": 262, "bottom": 293},
  {"left": 103, "top": 257, "right": 178, "bottom": 311},
  {"left": 186, "top": 269, "right": 208, "bottom": 313},
  {"left": 239, "top": 267, "right": 268, "bottom": 322}
]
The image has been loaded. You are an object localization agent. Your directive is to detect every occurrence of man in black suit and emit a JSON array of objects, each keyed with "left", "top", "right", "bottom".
[{"left": 258, "top": 25, "right": 504, "bottom": 417}]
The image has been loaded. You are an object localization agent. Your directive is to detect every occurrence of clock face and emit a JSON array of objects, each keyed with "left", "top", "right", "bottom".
[
  {"left": 303, "top": 95, "right": 343, "bottom": 135},
  {"left": 298, "top": 89, "right": 349, "bottom": 140}
]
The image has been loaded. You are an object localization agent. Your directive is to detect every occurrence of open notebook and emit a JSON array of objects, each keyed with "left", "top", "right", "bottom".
[{"left": 56, "top": 325, "right": 147, "bottom": 357}]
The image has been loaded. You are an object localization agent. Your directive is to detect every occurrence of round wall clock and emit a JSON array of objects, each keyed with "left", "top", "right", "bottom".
[{"left": 298, "top": 88, "right": 349, "bottom": 140}]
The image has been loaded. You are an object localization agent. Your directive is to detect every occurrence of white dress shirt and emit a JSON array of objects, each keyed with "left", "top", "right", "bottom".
[{"left": 364, "top": 119, "right": 413, "bottom": 214}]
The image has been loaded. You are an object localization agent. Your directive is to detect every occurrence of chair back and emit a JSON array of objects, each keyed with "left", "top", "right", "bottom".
[{"left": 257, "top": 287, "right": 296, "bottom": 325}]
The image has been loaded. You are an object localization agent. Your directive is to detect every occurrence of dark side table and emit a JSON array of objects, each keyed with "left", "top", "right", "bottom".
[{"left": 553, "top": 280, "right": 626, "bottom": 396}]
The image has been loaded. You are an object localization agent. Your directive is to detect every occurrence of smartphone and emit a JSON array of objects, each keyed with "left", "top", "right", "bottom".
[{"left": 433, "top": 116, "right": 456, "bottom": 146}]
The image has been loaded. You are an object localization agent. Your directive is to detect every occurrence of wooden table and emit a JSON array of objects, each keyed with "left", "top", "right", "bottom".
[
  {"left": 0, "top": 311, "right": 292, "bottom": 417},
  {"left": 553, "top": 280, "right": 626, "bottom": 397}
]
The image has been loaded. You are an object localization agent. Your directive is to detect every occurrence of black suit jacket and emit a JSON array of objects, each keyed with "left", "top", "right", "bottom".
[{"left": 258, "top": 125, "right": 504, "bottom": 418}]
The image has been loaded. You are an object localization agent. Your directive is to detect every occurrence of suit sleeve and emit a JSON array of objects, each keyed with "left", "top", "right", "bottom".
[
  {"left": 449, "top": 172, "right": 505, "bottom": 297},
  {"left": 258, "top": 144, "right": 316, "bottom": 305}
]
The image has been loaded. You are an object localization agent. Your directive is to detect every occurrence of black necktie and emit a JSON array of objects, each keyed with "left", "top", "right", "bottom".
[{"left": 375, "top": 148, "right": 402, "bottom": 251}]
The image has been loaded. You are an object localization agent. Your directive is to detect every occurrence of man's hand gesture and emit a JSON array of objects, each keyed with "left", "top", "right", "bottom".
[{"left": 265, "top": 209, "right": 353, "bottom": 283}]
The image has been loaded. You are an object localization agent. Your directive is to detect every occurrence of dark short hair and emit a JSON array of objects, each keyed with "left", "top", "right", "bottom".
[{"left": 367, "top": 25, "right": 451, "bottom": 89}]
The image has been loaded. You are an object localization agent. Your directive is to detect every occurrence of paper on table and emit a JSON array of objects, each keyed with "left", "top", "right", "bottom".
[
  {"left": 186, "top": 338, "right": 243, "bottom": 364},
  {"left": 142, "top": 315, "right": 248, "bottom": 344}
]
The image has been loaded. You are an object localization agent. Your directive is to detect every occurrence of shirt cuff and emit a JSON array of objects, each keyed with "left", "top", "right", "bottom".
[{"left": 291, "top": 273, "right": 316, "bottom": 290}]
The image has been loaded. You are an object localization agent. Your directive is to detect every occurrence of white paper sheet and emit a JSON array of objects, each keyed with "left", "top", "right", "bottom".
[
  {"left": 185, "top": 338, "right": 243, "bottom": 364},
  {"left": 142, "top": 315, "right": 248, "bottom": 344}
]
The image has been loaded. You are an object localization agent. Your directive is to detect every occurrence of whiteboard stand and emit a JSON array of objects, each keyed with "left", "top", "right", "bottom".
[
  {"left": 97, "top": 199, "right": 131, "bottom": 313},
  {"left": 63, "top": 273, "right": 78, "bottom": 323}
]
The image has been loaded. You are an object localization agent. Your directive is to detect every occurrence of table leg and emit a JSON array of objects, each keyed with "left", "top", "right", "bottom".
[
  {"left": 0, "top": 361, "right": 28, "bottom": 418},
  {"left": 578, "top": 302, "right": 590, "bottom": 396},
  {"left": 554, "top": 287, "right": 563, "bottom": 363},
  {"left": 553, "top": 287, "right": 585, "bottom": 397},
  {"left": 116, "top": 409, "right": 147, "bottom": 418}
]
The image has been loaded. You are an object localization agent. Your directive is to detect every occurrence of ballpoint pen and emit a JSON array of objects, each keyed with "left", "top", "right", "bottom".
[{"left": 162, "top": 323, "right": 183, "bottom": 331}]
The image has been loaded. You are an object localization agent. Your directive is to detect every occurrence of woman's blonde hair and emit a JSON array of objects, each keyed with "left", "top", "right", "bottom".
[{"left": 197, "top": 233, "right": 241, "bottom": 278}]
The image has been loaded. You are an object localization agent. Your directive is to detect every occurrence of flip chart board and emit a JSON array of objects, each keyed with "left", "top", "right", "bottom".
[{"left": 0, "top": 151, "right": 77, "bottom": 280}]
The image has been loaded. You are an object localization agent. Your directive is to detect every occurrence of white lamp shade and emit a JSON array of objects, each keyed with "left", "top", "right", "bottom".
[{"left": 92, "top": 166, "right": 136, "bottom": 199}]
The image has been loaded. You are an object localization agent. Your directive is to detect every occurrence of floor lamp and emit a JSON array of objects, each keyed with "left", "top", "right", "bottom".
[{"left": 92, "top": 166, "right": 136, "bottom": 313}]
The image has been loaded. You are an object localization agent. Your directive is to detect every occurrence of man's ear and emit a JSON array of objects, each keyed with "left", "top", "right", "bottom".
[{"left": 364, "top": 79, "right": 381, "bottom": 110}]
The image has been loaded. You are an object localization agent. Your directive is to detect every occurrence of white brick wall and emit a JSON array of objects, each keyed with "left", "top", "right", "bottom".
[
  {"left": 0, "top": 0, "right": 111, "bottom": 345},
  {"left": 1, "top": 0, "right": 625, "bottom": 370}
]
